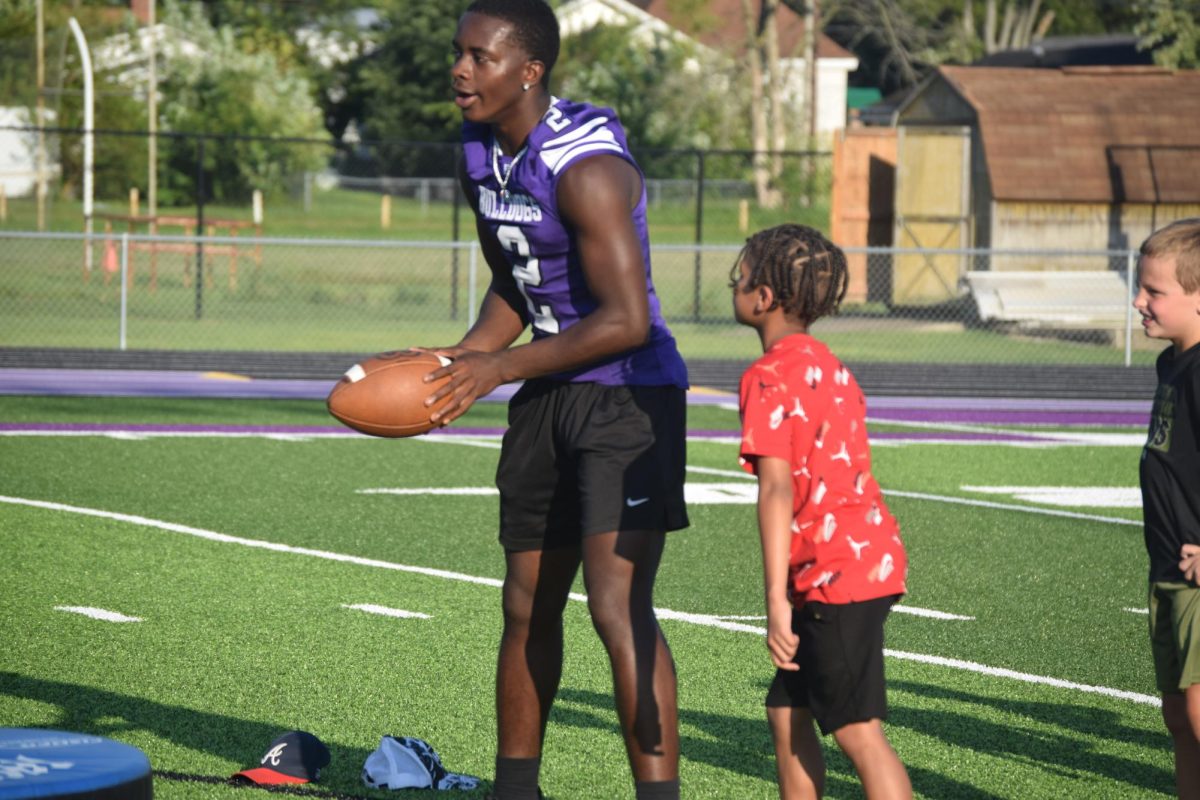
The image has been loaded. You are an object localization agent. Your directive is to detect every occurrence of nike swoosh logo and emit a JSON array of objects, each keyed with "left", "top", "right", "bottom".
[{"left": 625, "top": 497, "right": 650, "bottom": 507}]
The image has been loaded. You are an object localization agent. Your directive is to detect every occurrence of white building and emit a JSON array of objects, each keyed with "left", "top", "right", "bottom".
[{"left": 556, "top": 0, "right": 859, "bottom": 139}]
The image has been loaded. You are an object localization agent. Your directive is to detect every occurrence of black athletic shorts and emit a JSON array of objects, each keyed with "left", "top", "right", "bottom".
[
  {"left": 495, "top": 379, "right": 689, "bottom": 551},
  {"left": 765, "top": 594, "right": 899, "bottom": 735}
]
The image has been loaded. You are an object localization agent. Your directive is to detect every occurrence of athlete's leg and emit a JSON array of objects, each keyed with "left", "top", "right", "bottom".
[
  {"left": 580, "top": 529, "right": 679, "bottom": 782},
  {"left": 496, "top": 545, "right": 582, "bottom": 757},
  {"left": 831, "top": 719, "right": 911, "bottom": 800},
  {"left": 1163, "top": 687, "right": 1200, "bottom": 799},
  {"left": 767, "top": 705, "right": 824, "bottom": 800}
]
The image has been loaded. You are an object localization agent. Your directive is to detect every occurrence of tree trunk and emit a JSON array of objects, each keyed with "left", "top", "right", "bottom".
[{"left": 741, "top": 0, "right": 781, "bottom": 208}]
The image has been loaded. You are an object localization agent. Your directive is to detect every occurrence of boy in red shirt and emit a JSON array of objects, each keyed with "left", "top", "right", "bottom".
[{"left": 733, "top": 224, "right": 911, "bottom": 800}]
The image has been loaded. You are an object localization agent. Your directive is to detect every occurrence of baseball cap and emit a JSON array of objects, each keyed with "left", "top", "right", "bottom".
[
  {"left": 231, "top": 731, "right": 330, "bottom": 785},
  {"left": 361, "top": 735, "right": 479, "bottom": 791}
]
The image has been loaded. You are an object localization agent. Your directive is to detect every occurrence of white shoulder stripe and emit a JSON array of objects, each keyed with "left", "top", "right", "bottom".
[
  {"left": 543, "top": 141, "right": 625, "bottom": 175},
  {"left": 543, "top": 115, "right": 612, "bottom": 149},
  {"left": 541, "top": 129, "right": 623, "bottom": 173}
]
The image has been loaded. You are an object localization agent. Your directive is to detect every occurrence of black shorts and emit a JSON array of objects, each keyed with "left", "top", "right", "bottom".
[
  {"left": 495, "top": 379, "right": 689, "bottom": 551},
  {"left": 765, "top": 594, "right": 899, "bottom": 735}
]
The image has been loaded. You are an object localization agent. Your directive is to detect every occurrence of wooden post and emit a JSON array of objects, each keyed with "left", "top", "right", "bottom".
[
  {"left": 0, "top": 184, "right": 6, "bottom": 222},
  {"left": 129, "top": 187, "right": 139, "bottom": 216},
  {"left": 252, "top": 189, "right": 263, "bottom": 225},
  {"left": 381, "top": 194, "right": 392, "bottom": 229},
  {"left": 738, "top": 199, "right": 749, "bottom": 233}
]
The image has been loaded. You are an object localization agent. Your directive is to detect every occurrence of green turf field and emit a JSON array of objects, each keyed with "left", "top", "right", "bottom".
[{"left": 0, "top": 396, "right": 1169, "bottom": 798}]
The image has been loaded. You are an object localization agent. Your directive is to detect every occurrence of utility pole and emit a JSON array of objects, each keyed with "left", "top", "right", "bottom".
[
  {"left": 68, "top": 17, "right": 94, "bottom": 274},
  {"left": 147, "top": 0, "right": 157, "bottom": 217}
]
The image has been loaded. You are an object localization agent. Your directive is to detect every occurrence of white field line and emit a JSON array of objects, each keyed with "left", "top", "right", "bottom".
[
  {"left": 1, "top": 494, "right": 1154, "bottom": 706},
  {"left": 54, "top": 606, "right": 142, "bottom": 622},
  {"left": 886, "top": 490, "right": 1141, "bottom": 527},
  {"left": 1124, "top": 607, "right": 1150, "bottom": 615},
  {"left": 343, "top": 603, "right": 431, "bottom": 619}
]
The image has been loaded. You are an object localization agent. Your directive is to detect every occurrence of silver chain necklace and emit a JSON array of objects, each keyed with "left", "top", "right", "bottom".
[{"left": 491, "top": 141, "right": 527, "bottom": 201}]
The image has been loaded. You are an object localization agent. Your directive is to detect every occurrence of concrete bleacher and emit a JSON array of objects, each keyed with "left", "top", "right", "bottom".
[{"left": 963, "top": 270, "right": 1132, "bottom": 329}]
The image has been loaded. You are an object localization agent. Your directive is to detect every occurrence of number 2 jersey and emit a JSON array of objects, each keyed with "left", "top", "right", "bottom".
[
  {"left": 739, "top": 333, "right": 907, "bottom": 606},
  {"left": 461, "top": 97, "right": 688, "bottom": 388}
]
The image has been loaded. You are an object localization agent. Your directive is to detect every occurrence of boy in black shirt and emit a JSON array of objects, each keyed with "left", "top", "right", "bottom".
[{"left": 1133, "top": 217, "right": 1200, "bottom": 799}]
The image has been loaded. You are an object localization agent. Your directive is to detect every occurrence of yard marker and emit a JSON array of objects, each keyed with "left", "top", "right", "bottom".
[
  {"left": 3, "top": 494, "right": 1154, "bottom": 707},
  {"left": 343, "top": 604, "right": 431, "bottom": 620},
  {"left": 54, "top": 606, "right": 142, "bottom": 623}
]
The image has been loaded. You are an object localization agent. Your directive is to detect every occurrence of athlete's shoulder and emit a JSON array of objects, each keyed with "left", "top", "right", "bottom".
[{"left": 531, "top": 98, "right": 630, "bottom": 176}]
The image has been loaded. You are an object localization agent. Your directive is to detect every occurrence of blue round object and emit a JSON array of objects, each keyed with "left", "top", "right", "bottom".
[{"left": 0, "top": 729, "right": 152, "bottom": 799}]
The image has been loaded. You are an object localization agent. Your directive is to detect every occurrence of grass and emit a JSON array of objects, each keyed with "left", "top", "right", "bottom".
[{"left": 0, "top": 393, "right": 1172, "bottom": 799}]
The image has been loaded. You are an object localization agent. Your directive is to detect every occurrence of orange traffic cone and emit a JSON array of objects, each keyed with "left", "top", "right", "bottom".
[{"left": 103, "top": 236, "right": 119, "bottom": 276}]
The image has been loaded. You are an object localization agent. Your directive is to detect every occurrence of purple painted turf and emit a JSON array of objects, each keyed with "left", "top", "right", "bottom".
[
  {"left": 0, "top": 367, "right": 1152, "bottom": 430},
  {"left": 0, "top": 421, "right": 1049, "bottom": 443}
]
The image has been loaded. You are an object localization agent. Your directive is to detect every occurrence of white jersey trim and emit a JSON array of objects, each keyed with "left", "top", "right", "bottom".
[{"left": 540, "top": 120, "right": 622, "bottom": 174}]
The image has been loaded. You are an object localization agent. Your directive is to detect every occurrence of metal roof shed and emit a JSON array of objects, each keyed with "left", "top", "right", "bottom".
[{"left": 891, "top": 65, "right": 1200, "bottom": 305}]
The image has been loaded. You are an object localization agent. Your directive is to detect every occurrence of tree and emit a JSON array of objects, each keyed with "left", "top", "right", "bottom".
[
  {"left": 1134, "top": 0, "right": 1200, "bottom": 69},
  {"left": 816, "top": 0, "right": 1143, "bottom": 96},
  {"left": 741, "top": 0, "right": 786, "bottom": 207},
  {"left": 554, "top": 22, "right": 727, "bottom": 155},
  {"left": 154, "top": 1, "right": 327, "bottom": 205},
  {"left": 331, "top": 0, "right": 471, "bottom": 177}
]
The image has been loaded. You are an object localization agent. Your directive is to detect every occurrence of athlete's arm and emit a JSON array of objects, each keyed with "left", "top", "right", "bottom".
[
  {"left": 756, "top": 455, "right": 800, "bottom": 671},
  {"left": 427, "top": 154, "right": 651, "bottom": 425}
]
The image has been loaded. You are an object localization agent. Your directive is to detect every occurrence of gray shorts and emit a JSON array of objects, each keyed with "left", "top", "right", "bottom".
[{"left": 495, "top": 379, "right": 689, "bottom": 551}]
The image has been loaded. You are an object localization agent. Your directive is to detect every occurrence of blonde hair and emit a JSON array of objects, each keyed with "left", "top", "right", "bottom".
[{"left": 1141, "top": 218, "right": 1200, "bottom": 293}]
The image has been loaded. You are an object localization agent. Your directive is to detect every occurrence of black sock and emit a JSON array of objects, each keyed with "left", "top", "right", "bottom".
[
  {"left": 635, "top": 778, "right": 680, "bottom": 800},
  {"left": 493, "top": 756, "right": 541, "bottom": 800}
]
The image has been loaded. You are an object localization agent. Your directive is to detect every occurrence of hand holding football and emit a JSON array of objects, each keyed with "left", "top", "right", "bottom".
[{"left": 326, "top": 350, "right": 453, "bottom": 438}]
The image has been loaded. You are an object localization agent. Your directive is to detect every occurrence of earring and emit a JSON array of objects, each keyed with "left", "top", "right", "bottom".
[{"left": 522, "top": 83, "right": 531, "bottom": 92}]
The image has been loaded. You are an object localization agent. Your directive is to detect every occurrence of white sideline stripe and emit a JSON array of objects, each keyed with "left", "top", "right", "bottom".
[
  {"left": 0, "top": 495, "right": 504, "bottom": 590},
  {"left": 883, "top": 650, "right": 1159, "bottom": 707},
  {"left": 893, "top": 606, "right": 974, "bottom": 621},
  {"left": 961, "top": 485, "right": 1142, "bottom": 508},
  {"left": 1, "top": 494, "right": 1153, "bottom": 706},
  {"left": 54, "top": 606, "right": 142, "bottom": 623},
  {"left": 886, "top": 490, "right": 1141, "bottom": 527},
  {"left": 343, "top": 603, "right": 431, "bottom": 619},
  {"left": 358, "top": 487, "right": 499, "bottom": 496},
  {"left": 1124, "top": 607, "right": 1150, "bottom": 615}
]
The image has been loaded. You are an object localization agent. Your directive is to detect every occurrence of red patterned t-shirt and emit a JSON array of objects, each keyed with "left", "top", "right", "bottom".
[{"left": 739, "top": 333, "right": 907, "bottom": 605}]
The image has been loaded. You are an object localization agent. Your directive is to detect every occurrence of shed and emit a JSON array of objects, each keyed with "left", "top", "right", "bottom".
[{"left": 891, "top": 65, "right": 1200, "bottom": 304}]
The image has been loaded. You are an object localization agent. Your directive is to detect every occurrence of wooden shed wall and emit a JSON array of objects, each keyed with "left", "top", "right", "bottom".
[
  {"left": 989, "top": 202, "right": 1200, "bottom": 271},
  {"left": 830, "top": 127, "right": 896, "bottom": 304}
]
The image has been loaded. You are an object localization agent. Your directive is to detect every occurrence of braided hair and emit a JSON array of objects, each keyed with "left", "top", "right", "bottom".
[
  {"left": 730, "top": 224, "right": 849, "bottom": 324},
  {"left": 465, "top": 0, "right": 560, "bottom": 84}
]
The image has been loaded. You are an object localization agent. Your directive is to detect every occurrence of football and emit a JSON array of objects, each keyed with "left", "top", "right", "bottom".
[{"left": 326, "top": 350, "right": 453, "bottom": 438}]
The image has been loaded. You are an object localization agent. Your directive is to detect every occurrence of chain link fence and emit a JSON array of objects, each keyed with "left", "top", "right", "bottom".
[
  {"left": 0, "top": 230, "right": 1155, "bottom": 368},
  {"left": 0, "top": 126, "right": 1164, "bottom": 379}
]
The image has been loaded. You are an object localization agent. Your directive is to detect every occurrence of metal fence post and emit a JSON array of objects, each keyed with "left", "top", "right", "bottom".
[
  {"left": 468, "top": 241, "right": 478, "bottom": 330},
  {"left": 119, "top": 232, "right": 129, "bottom": 350},
  {"left": 693, "top": 149, "right": 705, "bottom": 322},
  {"left": 1125, "top": 249, "right": 1136, "bottom": 367},
  {"left": 195, "top": 136, "right": 206, "bottom": 321}
]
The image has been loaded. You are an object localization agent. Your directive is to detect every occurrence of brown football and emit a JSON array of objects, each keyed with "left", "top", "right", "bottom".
[{"left": 326, "top": 350, "right": 452, "bottom": 438}]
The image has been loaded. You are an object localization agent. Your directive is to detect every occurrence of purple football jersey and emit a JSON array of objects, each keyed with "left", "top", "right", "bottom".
[{"left": 462, "top": 98, "right": 688, "bottom": 388}]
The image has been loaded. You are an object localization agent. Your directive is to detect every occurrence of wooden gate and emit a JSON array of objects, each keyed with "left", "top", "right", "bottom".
[{"left": 892, "top": 125, "right": 972, "bottom": 305}]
